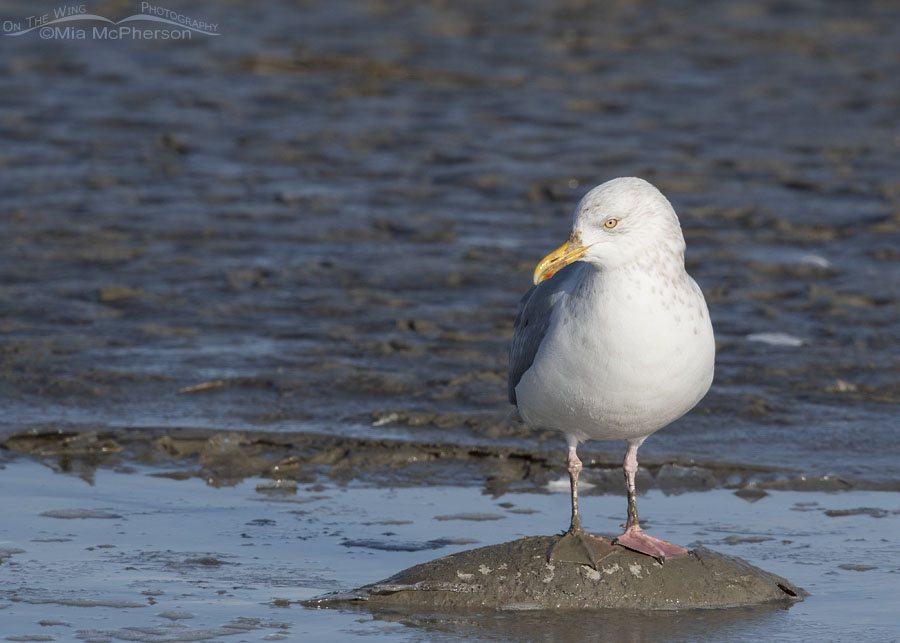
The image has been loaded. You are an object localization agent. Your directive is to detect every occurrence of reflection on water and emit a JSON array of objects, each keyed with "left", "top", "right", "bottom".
[{"left": 366, "top": 606, "right": 791, "bottom": 643}]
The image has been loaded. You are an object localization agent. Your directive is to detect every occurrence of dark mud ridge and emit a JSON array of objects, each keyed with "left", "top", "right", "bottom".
[
  {"left": 2, "top": 427, "right": 897, "bottom": 494},
  {"left": 306, "top": 536, "right": 806, "bottom": 611}
]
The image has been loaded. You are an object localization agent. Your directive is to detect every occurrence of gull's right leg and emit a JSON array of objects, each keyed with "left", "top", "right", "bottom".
[
  {"left": 566, "top": 444, "right": 583, "bottom": 531},
  {"left": 549, "top": 438, "right": 616, "bottom": 568}
]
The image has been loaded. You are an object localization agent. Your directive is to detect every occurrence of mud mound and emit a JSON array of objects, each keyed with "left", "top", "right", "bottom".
[{"left": 306, "top": 535, "right": 806, "bottom": 611}]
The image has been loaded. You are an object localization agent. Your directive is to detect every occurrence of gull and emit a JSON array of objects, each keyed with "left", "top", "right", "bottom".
[{"left": 509, "top": 177, "right": 715, "bottom": 564}]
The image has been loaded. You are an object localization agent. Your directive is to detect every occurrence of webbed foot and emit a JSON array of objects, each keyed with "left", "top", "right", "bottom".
[
  {"left": 613, "top": 525, "right": 688, "bottom": 563},
  {"left": 548, "top": 527, "right": 617, "bottom": 569}
]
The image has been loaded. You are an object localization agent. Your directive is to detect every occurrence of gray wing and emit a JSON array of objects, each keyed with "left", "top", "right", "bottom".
[
  {"left": 507, "top": 279, "right": 558, "bottom": 407},
  {"left": 508, "top": 261, "right": 586, "bottom": 406}
]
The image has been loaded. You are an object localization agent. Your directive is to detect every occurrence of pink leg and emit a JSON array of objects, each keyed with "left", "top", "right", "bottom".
[{"left": 613, "top": 442, "right": 687, "bottom": 562}]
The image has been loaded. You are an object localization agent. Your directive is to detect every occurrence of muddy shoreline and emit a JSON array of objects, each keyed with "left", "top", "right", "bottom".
[{"left": 3, "top": 427, "right": 897, "bottom": 495}]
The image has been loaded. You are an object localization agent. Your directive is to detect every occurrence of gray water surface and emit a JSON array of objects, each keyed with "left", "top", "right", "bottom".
[{"left": 1, "top": 459, "right": 898, "bottom": 641}]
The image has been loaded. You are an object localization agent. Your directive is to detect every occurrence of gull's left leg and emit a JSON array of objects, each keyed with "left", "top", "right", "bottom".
[{"left": 613, "top": 440, "right": 688, "bottom": 562}]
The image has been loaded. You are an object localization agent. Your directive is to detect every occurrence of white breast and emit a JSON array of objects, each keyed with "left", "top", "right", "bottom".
[{"left": 514, "top": 262, "right": 715, "bottom": 444}]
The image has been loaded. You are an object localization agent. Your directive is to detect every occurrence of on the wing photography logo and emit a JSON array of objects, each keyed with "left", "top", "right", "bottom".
[{"left": 2, "top": 3, "right": 219, "bottom": 40}]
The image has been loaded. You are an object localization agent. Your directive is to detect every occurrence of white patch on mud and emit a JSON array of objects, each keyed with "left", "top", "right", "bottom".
[
  {"left": 628, "top": 563, "right": 644, "bottom": 578},
  {"left": 542, "top": 563, "right": 555, "bottom": 583},
  {"left": 603, "top": 563, "right": 621, "bottom": 575}
]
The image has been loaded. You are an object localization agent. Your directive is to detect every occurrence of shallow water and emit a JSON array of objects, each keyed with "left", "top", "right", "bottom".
[
  {"left": 1, "top": 0, "right": 899, "bottom": 639},
  {"left": 1, "top": 459, "right": 899, "bottom": 641}
]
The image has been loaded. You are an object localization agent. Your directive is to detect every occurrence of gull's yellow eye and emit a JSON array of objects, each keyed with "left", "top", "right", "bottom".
[{"left": 604, "top": 218, "right": 618, "bottom": 229}]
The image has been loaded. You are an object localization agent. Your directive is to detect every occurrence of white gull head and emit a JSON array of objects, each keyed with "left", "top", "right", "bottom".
[{"left": 571, "top": 177, "right": 686, "bottom": 270}]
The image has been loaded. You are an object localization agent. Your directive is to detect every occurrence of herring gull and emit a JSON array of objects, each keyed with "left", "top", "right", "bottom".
[{"left": 509, "top": 177, "right": 715, "bottom": 564}]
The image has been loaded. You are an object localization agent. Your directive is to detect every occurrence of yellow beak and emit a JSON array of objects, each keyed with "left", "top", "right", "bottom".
[{"left": 532, "top": 241, "right": 591, "bottom": 285}]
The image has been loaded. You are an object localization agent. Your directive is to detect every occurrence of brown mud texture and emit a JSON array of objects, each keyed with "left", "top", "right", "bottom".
[{"left": 306, "top": 536, "right": 806, "bottom": 611}]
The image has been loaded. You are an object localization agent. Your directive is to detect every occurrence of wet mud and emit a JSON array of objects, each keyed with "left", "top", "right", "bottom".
[{"left": 307, "top": 538, "right": 805, "bottom": 611}]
